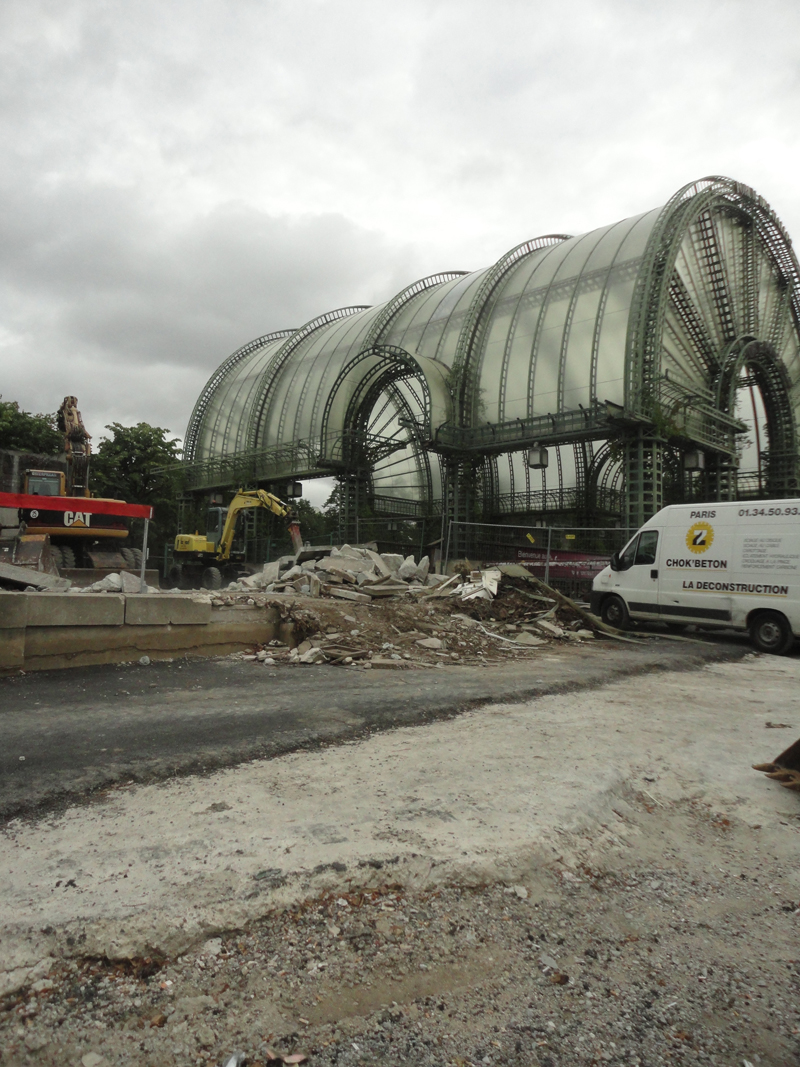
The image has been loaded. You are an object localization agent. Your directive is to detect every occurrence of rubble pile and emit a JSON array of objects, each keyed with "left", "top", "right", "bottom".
[
  {"left": 74, "top": 571, "right": 158, "bottom": 594},
  {"left": 226, "top": 544, "right": 447, "bottom": 602},
  {"left": 218, "top": 561, "right": 599, "bottom": 670}
]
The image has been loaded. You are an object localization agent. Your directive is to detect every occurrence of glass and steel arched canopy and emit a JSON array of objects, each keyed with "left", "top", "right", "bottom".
[{"left": 183, "top": 177, "right": 800, "bottom": 529}]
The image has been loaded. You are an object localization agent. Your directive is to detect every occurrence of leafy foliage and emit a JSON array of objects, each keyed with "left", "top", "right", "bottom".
[
  {"left": 92, "top": 422, "right": 183, "bottom": 554},
  {"left": 0, "top": 396, "right": 62, "bottom": 454},
  {"left": 292, "top": 496, "right": 335, "bottom": 545}
]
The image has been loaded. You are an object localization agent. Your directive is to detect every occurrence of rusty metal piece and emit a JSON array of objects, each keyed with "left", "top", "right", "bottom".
[{"left": 753, "top": 736, "right": 800, "bottom": 791}]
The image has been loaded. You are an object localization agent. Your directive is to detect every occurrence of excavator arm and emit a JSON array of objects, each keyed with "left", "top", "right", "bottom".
[{"left": 215, "top": 490, "right": 302, "bottom": 561}]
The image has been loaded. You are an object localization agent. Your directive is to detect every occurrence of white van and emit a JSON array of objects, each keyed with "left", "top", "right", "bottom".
[{"left": 590, "top": 499, "right": 800, "bottom": 654}]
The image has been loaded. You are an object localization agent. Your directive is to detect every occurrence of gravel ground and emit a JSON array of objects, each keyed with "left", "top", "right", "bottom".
[{"left": 3, "top": 789, "right": 799, "bottom": 1067}]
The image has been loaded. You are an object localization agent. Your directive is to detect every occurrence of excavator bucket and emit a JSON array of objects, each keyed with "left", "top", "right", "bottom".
[
  {"left": 753, "top": 737, "right": 800, "bottom": 792},
  {"left": 288, "top": 520, "right": 303, "bottom": 556}
]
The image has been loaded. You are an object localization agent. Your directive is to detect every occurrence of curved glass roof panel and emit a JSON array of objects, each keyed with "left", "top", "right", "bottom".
[
  {"left": 193, "top": 335, "right": 288, "bottom": 460},
  {"left": 184, "top": 177, "right": 800, "bottom": 521}
]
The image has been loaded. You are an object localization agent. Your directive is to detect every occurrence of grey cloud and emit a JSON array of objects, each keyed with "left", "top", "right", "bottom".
[{"left": 2, "top": 0, "right": 800, "bottom": 444}]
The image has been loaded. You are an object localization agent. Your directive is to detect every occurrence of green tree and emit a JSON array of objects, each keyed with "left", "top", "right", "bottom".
[
  {"left": 292, "top": 496, "right": 335, "bottom": 545},
  {"left": 0, "top": 396, "right": 61, "bottom": 454},
  {"left": 92, "top": 422, "right": 183, "bottom": 557}
]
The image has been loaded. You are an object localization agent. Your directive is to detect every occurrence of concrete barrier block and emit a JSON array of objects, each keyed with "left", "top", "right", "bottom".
[
  {"left": 0, "top": 592, "right": 28, "bottom": 629},
  {"left": 0, "top": 628, "right": 25, "bottom": 669},
  {"left": 124, "top": 596, "right": 212, "bottom": 626},
  {"left": 25, "top": 594, "right": 125, "bottom": 627}
]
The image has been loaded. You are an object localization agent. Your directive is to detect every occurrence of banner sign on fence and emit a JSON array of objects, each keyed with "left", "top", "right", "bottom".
[{"left": 513, "top": 546, "right": 610, "bottom": 581}]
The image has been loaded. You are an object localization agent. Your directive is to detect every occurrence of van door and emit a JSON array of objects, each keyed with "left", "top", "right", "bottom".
[
  {"left": 614, "top": 528, "right": 661, "bottom": 620},
  {"left": 659, "top": 513, "right": 734, "bottom": 626}
]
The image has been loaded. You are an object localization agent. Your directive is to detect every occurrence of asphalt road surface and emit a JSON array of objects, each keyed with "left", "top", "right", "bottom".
[{"left": 0, "top": 636, "right": 753, "bottom": 822}]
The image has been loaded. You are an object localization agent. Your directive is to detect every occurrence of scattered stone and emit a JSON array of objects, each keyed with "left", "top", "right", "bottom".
[
  {"left": 415, "top": 636, "right": 443, "bottom": 650},
  {"left": 514, "top": 631, "right": 546, "bottom": 646},
  {"left": 81, "top": 1055, "right": 108, "bottom": 1067}
]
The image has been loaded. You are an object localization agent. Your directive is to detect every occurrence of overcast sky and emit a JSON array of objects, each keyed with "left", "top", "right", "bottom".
[{"left": 3, "top": 0, "right": 800, "bottom": 468}]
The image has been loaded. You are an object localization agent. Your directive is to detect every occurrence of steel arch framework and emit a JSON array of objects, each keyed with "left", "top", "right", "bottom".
[{"left": 179, "top": 177, "right": 800, "bottom": 545}]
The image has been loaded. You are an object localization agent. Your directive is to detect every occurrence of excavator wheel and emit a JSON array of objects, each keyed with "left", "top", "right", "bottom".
[
  {"left": 50, "top": 545, "right": 64, "bottom": 569},
  {"left": 167, "top": 563, "right": 185, "bottom": 590},
  {"left": 61, "top": 545, "right": 76, "bottom": 569},
  {"left": 121, "top": 547, "right": 136, "bottom": 569},
  {"left": 133, "top": 548, "right": 144, "bottom": 568},
  {"left": 202, "top": 566, "right": 222, "bottom": 590}
]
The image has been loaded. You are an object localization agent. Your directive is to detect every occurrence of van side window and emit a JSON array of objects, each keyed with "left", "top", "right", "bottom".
[
  {"left": 617, "top": 536, "right": 639, "bottom": 571},
  {"left": 635, "top": 530, "right": 659, "bottom": 566}
]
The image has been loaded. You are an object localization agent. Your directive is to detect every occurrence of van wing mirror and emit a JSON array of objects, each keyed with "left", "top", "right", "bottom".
[{"left": 609, "top": 551, "right": 620, "bottom": 572}]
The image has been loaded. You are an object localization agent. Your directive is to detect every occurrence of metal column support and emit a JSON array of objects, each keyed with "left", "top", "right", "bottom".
[
  {"left": 337, "top": 470, "right": 370, "bottom": 545},
  {"left": 704, "top": 455, "right": 739, "bottom": 502},
  {"left": 440, "top": 459, "right": 480, "bottom": 560},
  {"left": 623, "top": 429, "right": 665, "bottom": 530}
]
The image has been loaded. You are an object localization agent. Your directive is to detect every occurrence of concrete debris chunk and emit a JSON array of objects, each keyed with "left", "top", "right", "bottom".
[
  {"left": 261, "top": 560, "right": 281, "bottom": 583},
  {"left": 82, "top": 572, "right": 123, "bottom": 593},
  {"left": 415, "top": 636, "right": 443, "bottom": 650},
  {"left": 535, "top": 618, "right": 565, "bottom": 637},
  {"left": 397, "top": 554, "right": 418, "bottom": 581},
  {"left": 380, "top": 553, "right": 404, "bottom": 575},
  {"left": 514, "top": 631, "right": 546, "bottom": 646},
  {"left": 322, "top": 585, "right": 372, "bottom": 603},
  {"left": 365, "top": 548, "right": 393, "bottom": 577}
]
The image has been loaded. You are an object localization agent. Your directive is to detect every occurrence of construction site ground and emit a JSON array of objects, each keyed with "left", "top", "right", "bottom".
[{"left": 1, "top": 628, "right": 800, "bottom": 1067}]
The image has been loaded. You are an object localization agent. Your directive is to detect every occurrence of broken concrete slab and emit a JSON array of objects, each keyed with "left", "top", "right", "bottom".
[
  {"left": 321, "top": 586, "right": 372, "bottom": 604},
  {"left": 365, "top": 549, "right": 392, "bottom": 577},
  {"left": 416, "top": 636, "right": 443, "bottom": 650},
  {"left": 261, "top": 560, "right": 281, "bottom": 583},
  {"left": 119, "top": 570, "right": 144, "bottom": 594},
  {"left": 514, "top": 631, "right": 546, "bottom": 646},
  {"left": 0, "top": 560, "right": 70, "bottom": 592}
]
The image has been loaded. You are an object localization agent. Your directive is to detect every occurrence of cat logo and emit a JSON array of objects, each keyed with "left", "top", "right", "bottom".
[
  {"left": 64, "top": 511, "right": 91, "bottom": 528},
  {"left": 686, "top": 521, "right": 714, "bottom": 554}
]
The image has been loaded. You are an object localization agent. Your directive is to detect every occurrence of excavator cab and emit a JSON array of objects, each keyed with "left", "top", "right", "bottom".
[
  {"left": 25, "top": 470, "right": 65, "bottom": 496},
  {"left": 205, "top": 507, "right": 227, "bottom": 550}
]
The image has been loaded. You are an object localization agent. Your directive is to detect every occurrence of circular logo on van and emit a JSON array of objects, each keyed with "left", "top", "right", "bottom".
[{"left": 686, "top": 521, "right": 714, "bottom": 554}]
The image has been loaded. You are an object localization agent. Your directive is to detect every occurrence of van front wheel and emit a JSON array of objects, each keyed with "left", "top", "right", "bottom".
[
  {"left": 600, "top": 594, "right": 630, "bottom": 630},
  {"left": 749, "top": 611, "right": 794, "bottom": 655}
]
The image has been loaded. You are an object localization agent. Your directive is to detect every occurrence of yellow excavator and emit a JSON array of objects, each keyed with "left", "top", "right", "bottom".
[{"left": 169, "top": 489, "right": 302, "bottom": 590}]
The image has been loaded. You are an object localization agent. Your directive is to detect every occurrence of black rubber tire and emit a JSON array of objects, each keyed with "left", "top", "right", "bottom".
[
  {"left": 167, "top": 563, "right": 184, "bottom": 590},
  {"left": 121, "top": 547, "right": 136, "bottom": 569},
  {"left": 749, "top": 611, "right": 794, "bottom": 655},
  {"left": 50, "top": 545, "right": 64, "bottom": 569},
  {"left": 133, "top": 548, "right": 144, "bottom": 568},
  {"left": 61, "top": 545, "right": 76, "bottom": 569},
  {"left": 202, "top": 566, "right": 222, "bottom": 590},
  {"left": 600, "top": 594, "right": 630, "bottom": 630}
]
